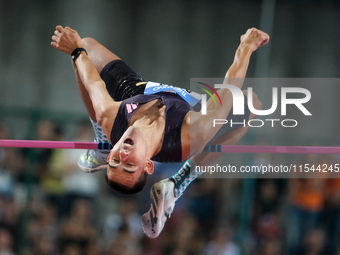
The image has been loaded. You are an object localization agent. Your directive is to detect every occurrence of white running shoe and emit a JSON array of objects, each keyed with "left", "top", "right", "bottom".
[
  {"left": 141, "top": 178, "right": 177, "bottom": 239},
  {"left": 77, "top": 149, "right": 109, "bottom": 173}
]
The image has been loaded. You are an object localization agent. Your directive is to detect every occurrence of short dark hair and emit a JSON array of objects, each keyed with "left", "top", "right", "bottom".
[{"left": 105, "top": 171, "right": 147, "bottom": 195}]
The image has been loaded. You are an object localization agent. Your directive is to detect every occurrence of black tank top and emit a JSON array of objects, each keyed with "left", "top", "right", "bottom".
[{"left": 110, "top": 92, "right": 190, "bottom": 163}]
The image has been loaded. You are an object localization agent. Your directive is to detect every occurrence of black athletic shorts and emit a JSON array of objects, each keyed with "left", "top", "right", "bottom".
[{"left": 100, "top": 60, "right": 146, "bottom": 101}]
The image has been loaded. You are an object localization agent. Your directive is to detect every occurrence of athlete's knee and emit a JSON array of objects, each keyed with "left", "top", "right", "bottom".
[
  {"left": 82, "top": 37, "right": 98, "bottom": 49},
  {"left": 81, "top": 37, "right": 103, "bottom": 70}
]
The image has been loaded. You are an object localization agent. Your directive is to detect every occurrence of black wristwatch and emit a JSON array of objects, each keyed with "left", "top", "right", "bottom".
[{"left": 71, "top": 48, "right": 88, "bottom": 62}]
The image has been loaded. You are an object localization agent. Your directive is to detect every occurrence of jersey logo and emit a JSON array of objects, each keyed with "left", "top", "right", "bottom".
[{"left": 126, "top": 103, "right": 138, "bottom": 113}]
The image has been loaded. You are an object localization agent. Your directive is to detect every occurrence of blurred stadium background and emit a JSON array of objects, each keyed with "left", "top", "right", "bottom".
[{"left": 1, "top": 0, "right": 340, "bottom": 254}]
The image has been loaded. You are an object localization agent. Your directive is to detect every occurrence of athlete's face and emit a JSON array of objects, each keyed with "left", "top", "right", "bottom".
[{"left": 106, "top": 127, "right": 153, "bottom": 187}]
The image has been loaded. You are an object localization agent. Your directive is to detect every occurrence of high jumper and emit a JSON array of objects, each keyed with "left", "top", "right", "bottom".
[{"left": 51, "top": 26, "right": 268, "bottom": 238}]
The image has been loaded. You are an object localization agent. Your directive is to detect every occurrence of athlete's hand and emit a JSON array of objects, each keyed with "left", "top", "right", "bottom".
[
  {"left": 240, "top": 28, "right": 269, "bottom": 53},
  {"left": 51, "top": 25, "right": 84, "bottom": 55}
]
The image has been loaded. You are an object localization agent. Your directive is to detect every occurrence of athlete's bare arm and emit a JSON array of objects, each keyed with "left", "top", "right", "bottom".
[
  {"left": 183, "top": 28, "right": 269, "bottom": 157},
  {"left": 225, "top": 28, "right": 269, "bottom": 83},
  {"left": 51, "top": 25, "right": 118, "bottom": 138}
]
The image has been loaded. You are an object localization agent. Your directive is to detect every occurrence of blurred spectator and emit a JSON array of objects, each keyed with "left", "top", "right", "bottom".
[
  {"left": 187, "top": 179, "right": 221, "bottom": 231},
  {"left": 256, "top": 239, "right": 282, "bottom": 255},
  {"left": 105, "top": 225, "right": 141, "bottom": 255},
  {"left": 318, "top": 155, "right": 340, "bottom": 255},
  {"left": 0, "top": 198, "right": 18, "bottom": 251},
  {"left": 0, "top": 123, "right": 14, "bottom": 198},
  {"left": 169, "top": 249, "right": 187, "bottom": 255},
  {"left": 286, "top": 154, "right": 325, "bottom": 255},
  {"left": 166, "top": 213, "right": 206, "bottom": 255},
  {"left": 33, "top": 236, "right": 56, "bottom": 255},
  {"left": 203, "top": 228, "right": 241, "bottom": 255},
  {"left": 61, "top": 243, "right": 82, "bottom": 255},
  {"left": 58, "top": 199, "right": 98, "bottom": 255},
  {"left": 256, "top": 214, "right": 281, "bottom": 244},
  {"left": 27, "top": 203, "right": 58, "bottom": 254},
  {"left": 61, "top": 121, "right": 100, "bottom": 216},
  {"left": 253, "top": 180, "right": 283, "bottom": 218},
  {"left": 16, "top": 120, "right": 56, "bottom": 186},
  {"left": 0, "top": 228, "right": 14, "bottom": 255},
  {"left": 321, "top": 177, "right": 340, "bottom": 254},
  {"left": 300, "top": 228, "right": 325, "bottom": 255},
  {"left": 103, "top": 197, "right": 143, "bottom": 246},
  {"left": 32, "top": 120, "right": 56, "bottom": 180},
  {"left": 252, "top": 180, "right": 283, "bottom": 251}
]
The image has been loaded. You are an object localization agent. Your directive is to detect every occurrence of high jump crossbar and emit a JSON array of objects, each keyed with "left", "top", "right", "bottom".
[
  {"left": 0, "top": 139, "right": 112, "bottom": 150},
  {"left": 0, "top": 139, "right": 340, "bottom": 154}
]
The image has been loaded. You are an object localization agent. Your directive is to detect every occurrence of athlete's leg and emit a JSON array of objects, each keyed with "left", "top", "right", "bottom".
[
  {"left": 173, "top": 90, "right": 260, "bottom": 196},
  {"left": 82, "top": 37, "right": 121, "bottom": 74},
  {"left": 176, "top": 90, "right": 260, "bottom": 198},
  {"left": 189, "top": 28, "right": 269, "bottom": 155},
  {"left": 72, "top": 38, "right": 121, "bottom": 122},
  {"left": 142, "top": 90, "right": 261, "bottom": 238},
  {"left": 141, "top": 126, "right": 253, "bottom": 238}
]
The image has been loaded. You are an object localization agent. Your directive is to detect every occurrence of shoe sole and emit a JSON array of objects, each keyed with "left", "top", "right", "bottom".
[{"left": 142, "top": 181, "right": 168, "bottom": 239}]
